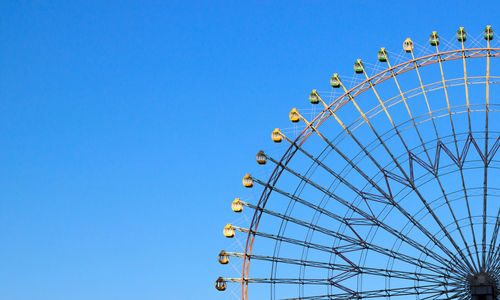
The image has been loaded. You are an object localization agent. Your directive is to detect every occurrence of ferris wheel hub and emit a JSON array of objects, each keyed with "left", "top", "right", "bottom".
[{"left": 468, "top": 272, "right": 498, "bottom": 299}]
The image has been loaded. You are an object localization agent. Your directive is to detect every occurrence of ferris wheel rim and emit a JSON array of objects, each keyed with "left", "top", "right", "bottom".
[{"left": 240, "top": 46, "right": 500, "bottom": 299}]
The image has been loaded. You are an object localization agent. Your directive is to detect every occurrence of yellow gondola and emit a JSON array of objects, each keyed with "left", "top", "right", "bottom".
[
  {"left": 271, "top": 128, "right": 283, "bottom": 143},
  {"left": 242, "top": 174, "right": 253, "bottom": 187},
  {"left": 256, "top": 150, "right": 267, "bottom": 165},
  {"left": 218, "top": 250, "right": 229, "bottom": 264},
  {"left": 232, "top": 198, "right": 243, "bottom": 212},
  {"left": 289, "top": 108, "right": 300, "bottom": 123},
  {"left": 215, "top": 277, "right": 226, "bottom": 291},
  {"left": 223, "top": 224, "right": 235, "bottom": 238},
  {"left": 403, "top": 38, "right": 413, "bottom": 53}
]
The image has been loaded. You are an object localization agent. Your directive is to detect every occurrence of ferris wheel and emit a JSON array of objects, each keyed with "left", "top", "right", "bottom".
[{"left": 216, "top": 26, "right": 500, "bottom": 299}]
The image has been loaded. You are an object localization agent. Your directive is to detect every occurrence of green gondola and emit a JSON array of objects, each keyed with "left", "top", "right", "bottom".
[
  {"left": 309, "top": 90, "right": 319, "bottom": 104},
  {"left": 378, "top": 48, "right": 388, "bottom": 62},
  {"left": 484, "top": 25, "right": 494, "bottom": 41},
  {"left": 330, "top": 74, "right": 341, "bottom": 88},
  {"left": 457, "top": 27, "right": 467, "bottom": 42},
  {"left": 429, "top": 31, "right": 440, "bottom": 46},
  {"left": 354, "top": 59, "right": 364, "bottom": 74}
]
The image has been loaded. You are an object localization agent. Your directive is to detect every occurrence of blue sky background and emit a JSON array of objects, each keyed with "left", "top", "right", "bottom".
[{"left": 0, "top": 1, "right": 499, "bottom": 299}]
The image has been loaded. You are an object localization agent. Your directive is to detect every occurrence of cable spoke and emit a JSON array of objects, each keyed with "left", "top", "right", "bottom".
[{"left": 280, "top": 283, "right": 463, "bottom": 300}]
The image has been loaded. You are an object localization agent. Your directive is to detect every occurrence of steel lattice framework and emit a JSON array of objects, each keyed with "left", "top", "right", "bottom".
[{"left": 216, "top": 27, "right": 500, "bottom": 299}]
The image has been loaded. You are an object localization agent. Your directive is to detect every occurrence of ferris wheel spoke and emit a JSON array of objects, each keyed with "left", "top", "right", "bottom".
[
  {"left": 291, "top": 106, "right": 390, "bottom": 200},
  {"left": 479, "top": 193, "right": 500, "bottom": 272},
  {"left": 278, "top": 133, "right": 383, "bottom": 210},
  {"left": 305, "top": 98, "right": 473, "bottom": 274},
  {"left": 413, "top": 136, "right": 481, "bottom": 273},
  {"left": 239, "top": 194, "right": 454, "bottom": 275},
  {"left": 419, "top": 286, "right": 466, "bottom": 300},
  {"left": 400, "top": 44, "right": 480, "bottom": 271},
  {"left": 403, "top": 43, "right": 477, "bottom": 273},
  {"left": 434, "top": 42, "right": 460, "bottom": 157},
  {"left": 278, "top": 131, "right": 400, "bottom": 221},
  {"left": 411, "top": 45, "right": 483, "bottom": 271},
  {"left": 486, "top": 200, "right": 500, "bottom": 270},
  {"left": 481, "top": 36, "right": 492, "bottom": 271},
  {"left": 360, "top": 58, "right": 479, "bottom": 272},
  {"left": 234, "top": 225, "right": 452, "bottom": 277},
  {"left": 456, "top": 44, "right": 481, "bottom": 268},
  {"left": 243, "top": 200, "right": 365, "bottom": 268},
  {"left": 433, "top": 41, "right": 482, "bottom": 273},
  {"left": 227, "top": 252, "right": 455, "bottom": 284},
  {"left": 279, "top": 283, "right": 462, "bottom": 300},
  {"left": 219, "top": 276, "right": 460, "bottom": 299},
  {"left": 222, "top": 277, "right": 347, "bottom": 285},
  {"left": 385, "top": 52, "right": 433, "bottom": 165},
  {"left": 409, "top": 48, "right": 440, "bottom": 143},
  {"left": 485, "top": 207, "right": 500, "bottom": 270},
  {"left": 455, "top": 138, "right": 481, "bottom": 269},
  {"left": 460, "top": 36, "right": 472, "bottom": 132},
  {"left": 332, "top": 83, "right": 474, "bottom": 273},
  {"left": 254, "top": 158, "right": 465, "bottom": 275}
]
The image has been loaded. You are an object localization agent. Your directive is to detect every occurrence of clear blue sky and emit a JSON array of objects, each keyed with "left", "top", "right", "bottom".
[{"left": 0, "top": 1, "right": 499, "bottom": 299}]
